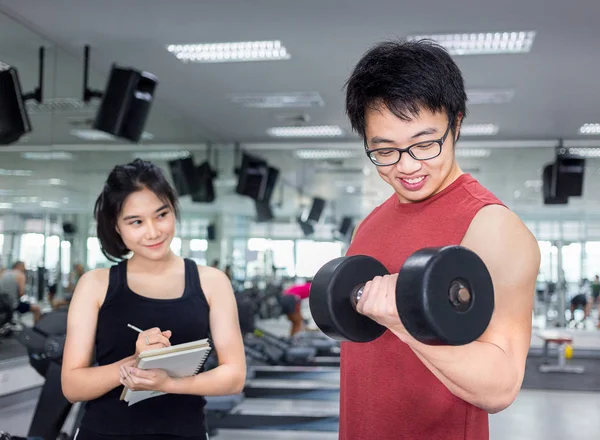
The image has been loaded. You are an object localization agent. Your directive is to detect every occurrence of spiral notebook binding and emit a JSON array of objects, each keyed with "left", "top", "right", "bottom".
[{"left": 194, "top": 345, "right": 212, "bottom": 375}]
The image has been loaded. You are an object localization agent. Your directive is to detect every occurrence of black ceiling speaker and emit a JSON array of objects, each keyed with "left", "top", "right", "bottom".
[
  {"left": 0, "top": 47, "right": 44, "bottom": 145},
  {"left": 82, "top": 45, "right": 158, "bottom": 143}
]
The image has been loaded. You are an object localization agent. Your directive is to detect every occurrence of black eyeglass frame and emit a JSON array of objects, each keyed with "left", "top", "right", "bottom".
[{"left": 364, "top": 123, "right": 452, "bottom": 166}]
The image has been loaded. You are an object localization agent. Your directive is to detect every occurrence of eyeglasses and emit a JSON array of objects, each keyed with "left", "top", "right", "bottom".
[{"left": 365, "top": 123, "right": 452, "bottom": 166}]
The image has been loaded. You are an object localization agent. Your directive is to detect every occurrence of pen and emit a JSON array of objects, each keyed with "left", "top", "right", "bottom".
[{"left": 127, "top": 324, "right": 143, "bottom": 333}]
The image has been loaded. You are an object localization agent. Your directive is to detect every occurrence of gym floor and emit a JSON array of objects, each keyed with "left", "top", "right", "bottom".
[{"left": 1, "top": 316, "right": 599, "bottom": 440}]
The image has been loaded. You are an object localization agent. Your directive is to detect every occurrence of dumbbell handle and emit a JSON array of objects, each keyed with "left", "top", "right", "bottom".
[
  {"left": 350, "top": 284, "right": 366, "bottom": 311},
  {"left": 350, "top": 278, "right": 472, "bottom": 312}
]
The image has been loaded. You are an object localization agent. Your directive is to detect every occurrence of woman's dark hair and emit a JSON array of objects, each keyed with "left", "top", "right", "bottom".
[
  {"left": 345, "top": 39, "right": 468, "bottom": 141},
  {"left": 94, "top": 159, "right": 179, "bottom": 261}
]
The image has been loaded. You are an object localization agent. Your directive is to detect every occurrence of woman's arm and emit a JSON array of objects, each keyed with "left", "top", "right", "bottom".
[
  {"left": 165, "top": 267, "right": 246, "bottom": 395},
  {"left": 124, "top": 267, "right": 247, "bottom": 396},
  {"left": 61, "top": 270, "right": 132, "bottom": 403}
]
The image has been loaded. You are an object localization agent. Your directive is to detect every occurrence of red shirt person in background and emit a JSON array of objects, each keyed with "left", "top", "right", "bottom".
[{"left": 282, "top": 280, "right": 311, "bottom": 336}]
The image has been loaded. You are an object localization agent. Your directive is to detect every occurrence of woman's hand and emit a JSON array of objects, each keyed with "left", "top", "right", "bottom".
[
  {"left": 119, "top": 360, "right": 171, "bottom": 393},
  {"left": 135, "top": 327, "right": 172, "bottom": 357}
]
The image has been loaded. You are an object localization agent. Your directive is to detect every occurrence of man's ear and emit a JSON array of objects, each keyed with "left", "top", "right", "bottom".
[{"left": 454, "top": 113, "right": 464, "bottom": 142}]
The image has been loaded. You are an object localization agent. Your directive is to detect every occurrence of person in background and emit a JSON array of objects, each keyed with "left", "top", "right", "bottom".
[
  {"left": 0, "top": 261, "right": 42, "bottom": 323},
  {"left": 281, "top": 279, "right": 312, "bottom": 337},
  {"left": 67, "top": 263, "right": 85, "bottom": 295},
  {"left": 592, "top": 274, "right": 600, "bottom": 329},
  {"left": 224, "top": 265, "right": 233, "bottom": 281},
  {"left": 211, "top": 259, "right": 220, "bottom": 269},
  {"left": 48, "top": 284, "right": 69, "bottom": 310}
]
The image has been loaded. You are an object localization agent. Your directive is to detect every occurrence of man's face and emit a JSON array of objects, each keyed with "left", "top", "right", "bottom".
[{"left": 364, "top": 105, "right": 461, "bottom": 204}]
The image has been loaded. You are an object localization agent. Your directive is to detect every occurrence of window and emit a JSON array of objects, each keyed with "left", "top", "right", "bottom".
[
  {"left": 87, "top": 237, "right": 111, "bottom": 269},
  {"left": 170, "top": 237, "right": 182, "bottom": 256},
  {"left": 269, "top": 240, "right": 295, "bottom": 277},
  {"left": 295, "top": 240, "right": 343, "bottom": 278},
  {"left": 189, "top": 239, "right": 208, "bottom": 265},
  {"left": 19, "top": 233, "right": 45, "bottom": 268},
  {"left": 584, "top": 242, "right": 600, "bottom": 280},
  {"left": 561, "top": 242, "right": 581, "bottom": 284},
  {"left": 538, "top": 241, "right": 556, "bottom": 282}
]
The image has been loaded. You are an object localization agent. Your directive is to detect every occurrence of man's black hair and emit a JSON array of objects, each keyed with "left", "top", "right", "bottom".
[{"left": 345, "top": 39, "right": 468, "bottom": 141}]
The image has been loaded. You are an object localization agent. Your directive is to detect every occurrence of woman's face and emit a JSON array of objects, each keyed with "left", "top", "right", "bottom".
[{"left": 116, "top": 188, "right": 176, "bottom": 261}]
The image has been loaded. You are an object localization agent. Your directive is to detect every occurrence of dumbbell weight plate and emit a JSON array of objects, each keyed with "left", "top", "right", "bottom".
[
  {"left": 310, "top": 255, "right": 389, "bottom": 343},
  {"left": 396, "top": 246, "right": 495, "bottom": 346}
]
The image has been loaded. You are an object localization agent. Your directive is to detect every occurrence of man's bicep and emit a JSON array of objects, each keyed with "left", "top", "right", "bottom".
[{"left": 461, "top": 206, "right": 540, "bottom": 363}]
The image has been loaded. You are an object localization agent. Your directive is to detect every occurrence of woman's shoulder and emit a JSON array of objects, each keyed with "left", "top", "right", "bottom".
[
  {"left": 196, "top": 264, "right": 229, "bottom": 283},
  {"left": 71, "top": 267, "right": 112, "bottom": 307}
]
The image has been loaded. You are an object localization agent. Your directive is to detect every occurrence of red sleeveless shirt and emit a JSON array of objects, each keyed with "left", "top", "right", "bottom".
[{"left": 340, "top": 173, "right": 504, "bottom": 440}]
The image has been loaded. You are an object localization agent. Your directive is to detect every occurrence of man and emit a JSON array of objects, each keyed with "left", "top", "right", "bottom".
[
  {"left": 0, "top": 261, "right": 41, "bottom": 323},
  {"left": 340, "top": 40, "right": 540, "bottom": 440}
]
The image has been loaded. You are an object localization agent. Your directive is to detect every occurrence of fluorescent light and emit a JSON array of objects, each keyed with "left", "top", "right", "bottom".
[
  {"left": 40, "top": 201, "right": 61, "bottom": 209},
  {"left": 13, "top": 197, "right": 38, "bottom": 203},
  {"left": 579, "top": 123, "right": 600, "bottom": 135},
  {"left": 167, "top": 40, "right": 290, "bottom": 63},
  {"left": 231, "top": 92, "right": 324, "bottom": 108},
  {"left": 409, "top": 31, "right": 536, "bottom": 55},
  {"left": 455, "top": 148, "right": 491, "bottom": 158},
  {"left": 268, "top": 125, "right": 343, "bottom": 138},
  {"left": 525, "top": 180, "right": 543, "bottom": 189},
  {"left": 467, "top": 89, "right": 514, "bottom": 105},
  {"left": 0, "top": 203, "right": 13, "bottom": 209},
  {"left": 22, "top": 151, "right": 74, "bottom": 161},
  {"left": 461, "top": 124, "right": 499, "bottom": 136},
  {"left": 26, "top": 98, "right": 98, "bottom": 114},
  {"left": 71, "top": 129, "right": 154, "bottom": 141},
  {"left": 564, "top": 147, "right": 600, "bottom": 158},
  {"left": 296, "top": 149, "right": 358, "bottom": 160},
  {"left": 132, "top": 150, "right": 191, "bottom": 161},
  {"left": 0, "top": 169, "right": 33, "bottom": 176},
  {"left": 70, "top": 129, "right": 116, "bottom": 141},
  {"left": 49, "top": 179, "right": 63, "bottom": 186}
]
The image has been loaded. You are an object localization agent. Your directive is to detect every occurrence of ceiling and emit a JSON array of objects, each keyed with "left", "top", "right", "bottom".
[{"left": 0, "top": 0, "right": 599, "bottom": 230}]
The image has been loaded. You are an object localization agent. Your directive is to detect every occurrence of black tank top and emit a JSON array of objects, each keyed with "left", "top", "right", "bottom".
[{"left": 80, "top": 258, "right": 210, "bottom": 437}]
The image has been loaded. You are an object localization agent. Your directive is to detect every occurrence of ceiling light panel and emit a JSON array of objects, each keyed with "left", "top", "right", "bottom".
[
  {"left": 0, "top": 203, "right": 13, "bottom": 209},
  {"left": 22, "top": 151, "right": 74, "bottom": 161},
  {"left": 132, "top": 150, "right": 191, "bottom": 161},
  {"left": 231, "top": 92, "right": 324, "bottom": 108},
  {"left": 0, "top": 169, "right": 33, "bottom": 176},
  {"left": 295, "top": 149, "right": 359, "bottom": 160},
  {"left": 71, "top": 129, "right": 154, "bottom": 141},
  {"left": 167, "top": 40, "right": 290, "bottom": 63},
  {"left": 26, "top": 98, "right": 98, "bottom": 114},
  {"left": 455, "top": 148, "right": 491, "bottom": 158},
  {"left": 267, "top": 125, "right": 343, "bottom": 138},
  {"left": 563, "top": 147, "right": 600, "bottom": 158},
  {"left": 408, "top": 31, "right": 536, "bottom": 55},
  {"left": 460, "top": 124, "right": 499, "bottom": 136},
  {"left": 467, "top": 89, "right": 515, "bottom": 105},
  {"left": 579, "top": 123, "right": 600, "bottom": 135}
]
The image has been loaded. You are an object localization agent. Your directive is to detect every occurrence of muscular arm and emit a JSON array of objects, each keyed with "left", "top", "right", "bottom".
[
  {"left": 392, "top": 205, "right": 540, "bottom": 413},
  {"left": 61, "top": 270, "right": 135, "bottom": 403},
  {"left": 164, "top": 267, "right": 246, "bottom": 396}
]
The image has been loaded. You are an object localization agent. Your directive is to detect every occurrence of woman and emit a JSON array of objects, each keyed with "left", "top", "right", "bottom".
[{"left": 61, "top": 159, "right": 246, "bottom": 440}]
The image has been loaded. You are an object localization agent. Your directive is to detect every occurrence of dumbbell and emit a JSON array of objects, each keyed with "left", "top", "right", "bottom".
[{"left": 309, "top": 246, "right": 494, "bottom": 346}]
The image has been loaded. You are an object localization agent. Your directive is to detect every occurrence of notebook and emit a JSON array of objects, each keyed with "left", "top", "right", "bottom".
[{"left": 120, "top": 338, "right": 211, "bottom": 406}]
